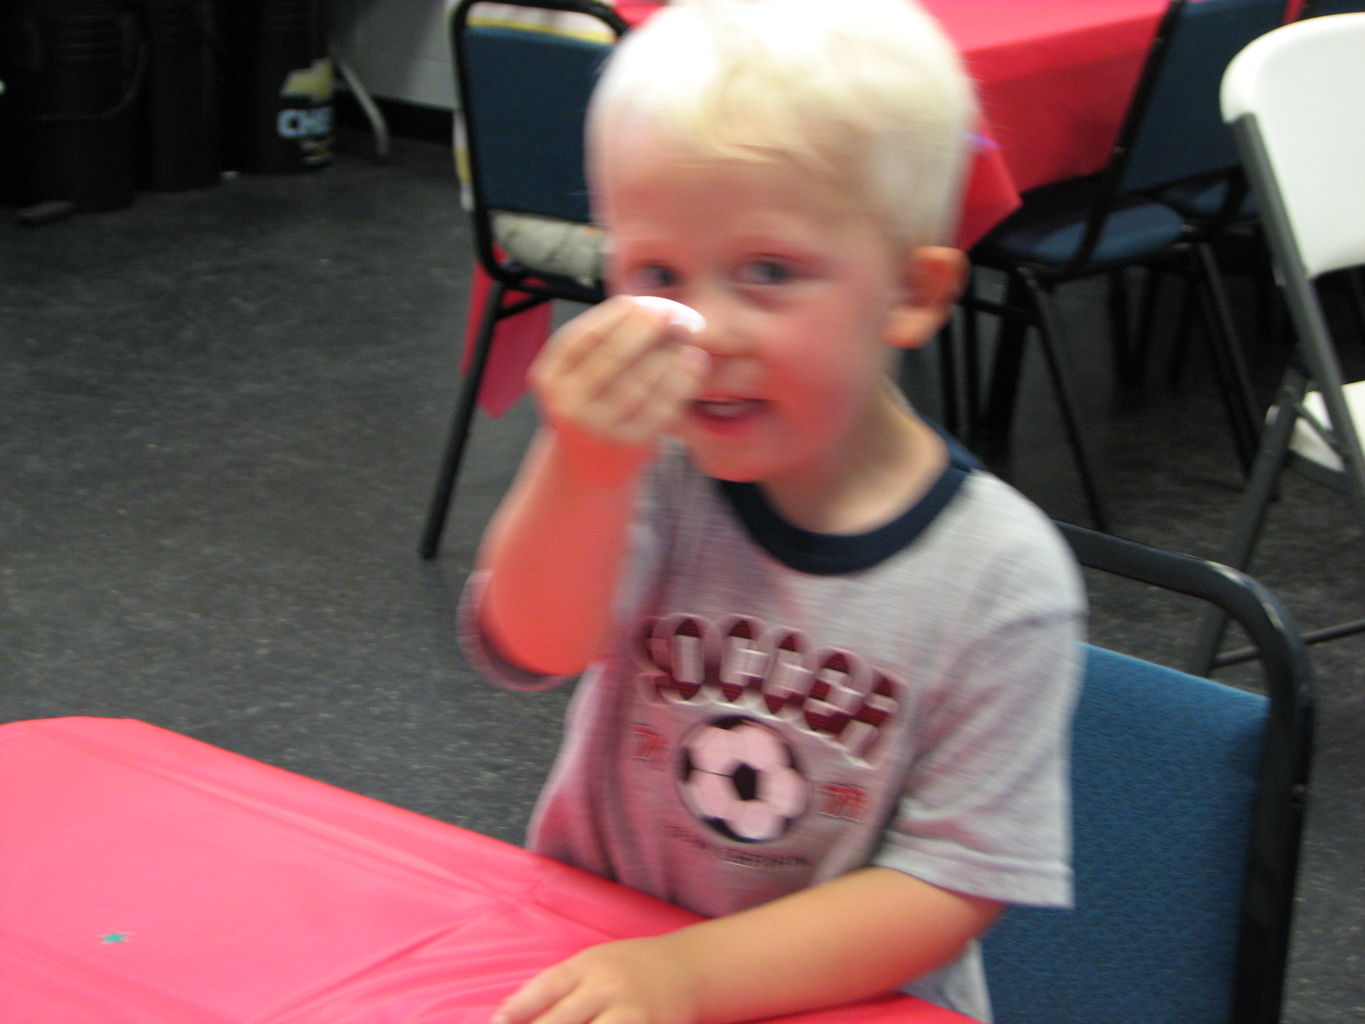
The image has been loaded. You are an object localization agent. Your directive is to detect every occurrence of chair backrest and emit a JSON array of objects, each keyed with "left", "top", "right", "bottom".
[
  {"left": 1117, "top": 0, "right": 1288, "bottom": 193},
  {"left": 1221, "top": 13, "right": 1365, "bottom": 503},
  {"left": 451, "top": 0, "right": 625, "bottom": 281},
  {"left": 1221, "top": 12, "right": 1365, "bottom": 280},
  {"left": 982, "top": 525, "right": 1313, "bottom": 1024}
]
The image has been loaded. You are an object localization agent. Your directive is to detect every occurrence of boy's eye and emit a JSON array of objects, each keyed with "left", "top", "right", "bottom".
[
  {"left": 626, "top": 263, "right": 679, "bottom": 292},
  {"left": 737, "top": 259, "right": 795, "bottom": 286}
]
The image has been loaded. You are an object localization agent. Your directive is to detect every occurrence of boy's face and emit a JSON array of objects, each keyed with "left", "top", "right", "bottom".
[{"left": 595, "top": 127, "right": 955, "bottom": 501}]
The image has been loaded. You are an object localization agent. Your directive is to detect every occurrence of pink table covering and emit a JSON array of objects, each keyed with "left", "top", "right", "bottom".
[
  {"left": 465, "top": 0, "right": 1169, "bottom": 415},
  {"left": 933, "top": 0, "right": 1168, "bottom": 193},
  {"left": 0, "top": 717, "right": 976, "bottom": 1024},
  {"left": 620, "top": 0, "right": 1168, "bottom": 211}
]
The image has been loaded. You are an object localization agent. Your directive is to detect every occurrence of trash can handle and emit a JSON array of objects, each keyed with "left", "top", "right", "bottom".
[{"left": 20, "top": 14, "right": 148, "bottom": 125}]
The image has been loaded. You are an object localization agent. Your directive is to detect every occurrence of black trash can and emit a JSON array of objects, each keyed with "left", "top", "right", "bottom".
[
  {"left": 222, "top": 0, "right": 333, "bottom": 174},
  {"left": 0, "top": 0, "right": 144, "bottom": 212},
  {"left": 134, "top": 0, "right": 222, "bottom": 190}
]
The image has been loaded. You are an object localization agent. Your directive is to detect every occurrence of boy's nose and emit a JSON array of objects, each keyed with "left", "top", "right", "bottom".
[{"left": 684, "top": 298, "right": 743, "bottom": 358}]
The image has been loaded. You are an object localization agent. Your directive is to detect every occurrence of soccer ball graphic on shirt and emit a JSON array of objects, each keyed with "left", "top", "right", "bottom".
[{"left": 677, "top": 716, "right": 809, "bottom": 843}]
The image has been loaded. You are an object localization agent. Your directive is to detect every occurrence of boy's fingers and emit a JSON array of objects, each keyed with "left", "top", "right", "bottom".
[
  {"left": 493, "top": 966, "right": 578, "bottom": 1024},
  {"left": 540, "top": 296, "right": 673, "bottom": 377},
  {"left": 635, "top": 344, "right": 710, "bottom": 438},
  {"left": 541, "top": 302, "right": 649, "bottom": 379},
  {"left": 535, "top": 302, "right": 707, "bottom": 445},
  {"left": 541, "top": 294, "right": 703, "bottom": 392},
  {"left": 496, "top": 984, "right": 617, "bottom": 1024},
  {"left": 591, "top": 342, "right": 706, "bottom": 441}
]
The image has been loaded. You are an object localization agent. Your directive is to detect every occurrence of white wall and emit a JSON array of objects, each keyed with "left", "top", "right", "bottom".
[{"left": 330, "top": 0, "right": 457, "bottom": 110}]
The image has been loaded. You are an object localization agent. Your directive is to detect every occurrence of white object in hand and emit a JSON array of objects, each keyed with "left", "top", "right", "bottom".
[{"left": 631, "top": 296, "right": 707, "bottom": 335}]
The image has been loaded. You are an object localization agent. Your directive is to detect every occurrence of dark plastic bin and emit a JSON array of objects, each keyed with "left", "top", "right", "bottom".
[
  {"left": 221, "top": 0, "right": 333, "bottom": 173},
  {"left": 0, "top": 1, "right": 144, "bottom": 212},
  {"left": 135, "top": 0, "right": 223, "bottom": 190}
]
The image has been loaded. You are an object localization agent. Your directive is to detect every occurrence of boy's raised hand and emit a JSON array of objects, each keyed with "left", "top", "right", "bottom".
[{"left": 529, "top": 296, "right": 709, "bottom": 482}]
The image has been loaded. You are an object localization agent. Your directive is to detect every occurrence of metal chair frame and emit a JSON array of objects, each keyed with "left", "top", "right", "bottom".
[
  {"left": 958, "top": 0, "right": 1285, "bottom": 531},
  {"left": 420, "top": 0, "right": 626, "bottom": 558},
  {"left": 984, "top": 522, "right": 1314, "bottom": 1024}
]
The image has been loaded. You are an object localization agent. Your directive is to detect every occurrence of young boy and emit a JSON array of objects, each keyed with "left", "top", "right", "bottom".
[{"left": 462, "top": 0, "right": 1085, "bottom": 1021}]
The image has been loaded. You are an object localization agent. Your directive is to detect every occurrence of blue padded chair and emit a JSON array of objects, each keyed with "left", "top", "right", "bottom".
[
  {"left": 420, "top": 0, "right": 626, "bottom": 558},
  {"left": 983, "top": 523, "right": 1313, "bottom": 1024},
  {"left": 960, "top": 0, "right": 1287, "bottom": 531}
]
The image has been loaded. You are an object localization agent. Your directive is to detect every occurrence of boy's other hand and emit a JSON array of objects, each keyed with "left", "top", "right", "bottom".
[
  {"left": 492, "top": 935, "right": 700, "bottom": 1024},
  {"left": 529, "top": 296, "right": 709, "bottom": 482}
]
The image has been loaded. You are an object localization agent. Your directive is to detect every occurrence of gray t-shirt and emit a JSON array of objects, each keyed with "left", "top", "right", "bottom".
[{"left": 462, "top": 440, "right": 1084, "bottom": 1022}]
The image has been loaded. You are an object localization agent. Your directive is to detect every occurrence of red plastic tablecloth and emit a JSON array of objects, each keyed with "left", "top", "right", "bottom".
[
  {"left": 0, "top": 717, "right": 976, "bottom": 1024},
  {"left": 620, "top": 0, "right": 1167, "bottom": 207}
]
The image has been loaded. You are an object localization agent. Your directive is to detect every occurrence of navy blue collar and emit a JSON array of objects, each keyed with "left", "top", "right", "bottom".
[{"left": 717, "top": 428, "right": 980, "bottom": 575}]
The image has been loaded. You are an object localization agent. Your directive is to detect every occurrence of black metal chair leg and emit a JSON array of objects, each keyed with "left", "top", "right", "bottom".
[
  {"left": 1191, "top": 242, "right": 1261, "bottom": 474},
  {"left": 1166, "top": 275, "right": 1199, "bottom": 386},
  {"left": 1105, "top": 268, "right": 1135, "bottom": 383},
  {"left": 961, "top": 268, "right": 983, "bottom": 429},
  {"left": 1022, "top": 270, "right": 1111, "bottom": 532},
  {"left": 936, "top": 320, "right": 961, "bottom": 436},
  {"left": 1123, "top": 265, "right": 1167, "bottom": 387},
  {"left": 1189, "top": 373, "right": 1304, "bottom": 673},
  {"left": 981, "top": 273, "right": 1033, "bottom": 442},
  {"left": 418, "top": 282, "right": 508, "bottom": 559}
]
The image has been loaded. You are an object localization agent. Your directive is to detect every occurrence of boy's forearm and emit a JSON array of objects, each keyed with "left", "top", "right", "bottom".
[
  {"left": 479, "top": 428, "right": 640, "bottom": 675},
  {"left": 667, "top": 866, "right": 1000, "bottom": 1024}
]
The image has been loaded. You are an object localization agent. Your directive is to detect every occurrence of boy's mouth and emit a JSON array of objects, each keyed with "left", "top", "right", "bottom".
[{"left": 692, "top": 398, "right": 764, "bottom": 422}]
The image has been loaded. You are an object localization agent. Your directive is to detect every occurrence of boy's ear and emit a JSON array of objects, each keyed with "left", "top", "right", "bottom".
[{"left": 884, "top": 246, "right": 967, "bottom": 350}]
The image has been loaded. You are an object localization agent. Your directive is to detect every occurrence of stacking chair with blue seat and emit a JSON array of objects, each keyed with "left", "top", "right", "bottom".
[
  {"left": 960, "top": 0, "right": 1287, "bottom": 531},
  {"left": 1191, "top": 11, "right": 1365, "bottom": 672},
  {"left": 984, "top": 523, "right": 1314, "bottom": 1024},
  {"left": 420, "top": 0, "right": 626, "bottom": 558}
]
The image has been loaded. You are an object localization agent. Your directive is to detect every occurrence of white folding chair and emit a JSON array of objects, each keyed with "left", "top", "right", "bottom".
[{"left": 1191, "top": 12, "right": 1365, "bottom": 672}]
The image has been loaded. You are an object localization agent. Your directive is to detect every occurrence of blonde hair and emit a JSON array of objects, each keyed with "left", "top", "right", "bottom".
[{"left": 586, "top": 0, "right": 978, "bottom": 247}]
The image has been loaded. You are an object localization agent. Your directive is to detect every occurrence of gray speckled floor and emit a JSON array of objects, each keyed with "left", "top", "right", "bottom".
[{"left": 3, "top": 130, "right": 1361, "bottom": 1021}]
